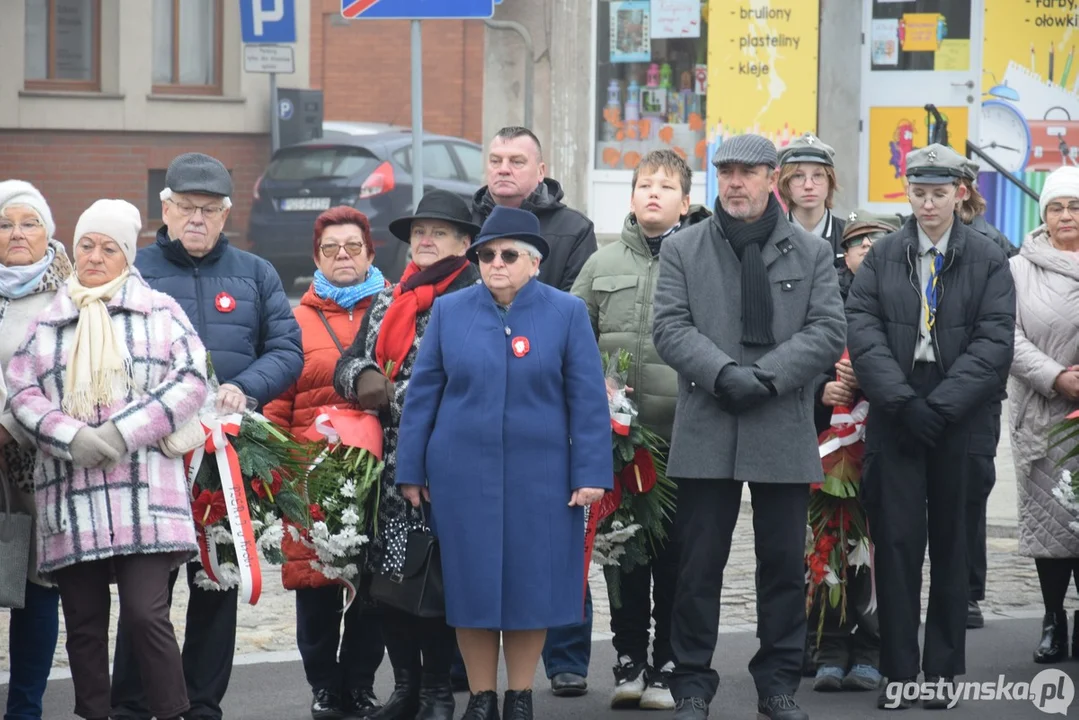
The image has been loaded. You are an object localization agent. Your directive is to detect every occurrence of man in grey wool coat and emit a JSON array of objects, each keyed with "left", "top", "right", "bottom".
[{"left": 652, "top": 133, "right": 846, "bottom": 720}]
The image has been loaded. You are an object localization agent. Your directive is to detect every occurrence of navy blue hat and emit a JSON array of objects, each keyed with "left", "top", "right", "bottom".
[{"left": 468, "top": 206, "right": 550, "bottom": 261}]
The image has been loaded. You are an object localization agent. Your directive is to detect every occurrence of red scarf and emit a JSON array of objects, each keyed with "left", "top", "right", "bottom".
[{"left": 375, "top": 256, "right": 470, "bottom": 381}]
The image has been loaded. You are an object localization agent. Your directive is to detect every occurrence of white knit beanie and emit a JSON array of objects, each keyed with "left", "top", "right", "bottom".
[
  {"left": 0, "top": 179, "right": 56, "bottom": 238},
  {"left": 1039, "top": 166, "right": 1079, "bottom": 221},
  {"left": 74, "top": 199, "right": 142, "bottom": 266}
]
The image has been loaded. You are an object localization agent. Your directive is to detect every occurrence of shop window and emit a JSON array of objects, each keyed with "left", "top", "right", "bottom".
[
  {"left": 24, "top": 0, "right": 101, "bottom": 91},
  {"left": 595, "top": 0, "right": 708, "bottom": 172},
  {"left": 152, "top": 0, "right": 223, "bottom": 95}
]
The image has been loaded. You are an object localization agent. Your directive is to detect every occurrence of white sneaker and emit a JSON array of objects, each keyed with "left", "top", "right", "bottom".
[
  {"left": 639, "top": 662, "right": 675, "bottom": 710},
  {"left": 610, "top": 655, "right": 647, "bottom": 709}
]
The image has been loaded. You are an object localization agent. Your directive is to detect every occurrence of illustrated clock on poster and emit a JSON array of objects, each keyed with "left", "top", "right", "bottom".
[{"left": 977, "top": 99, "right": 1032, "bottom": 174}]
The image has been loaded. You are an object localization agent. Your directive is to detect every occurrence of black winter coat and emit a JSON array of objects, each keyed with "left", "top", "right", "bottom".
[
  {"left": 472, "top": 178, "right": 597, "bottom": 292},
  {"left": 845, "top": 216, "right": 1015, "bottom": 441}
]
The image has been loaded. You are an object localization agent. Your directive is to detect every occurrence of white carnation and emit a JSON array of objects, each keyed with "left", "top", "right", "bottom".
[{"left": 341, "top": 479, "right": 357, "bottom": 498}]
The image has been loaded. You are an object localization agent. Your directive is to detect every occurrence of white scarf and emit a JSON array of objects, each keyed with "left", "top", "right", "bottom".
[{"left": 62, "top": 270, "right": 136, "bottom": 421}]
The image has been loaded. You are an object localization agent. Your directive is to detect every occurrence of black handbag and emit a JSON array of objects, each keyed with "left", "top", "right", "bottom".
[{"left": 369, "top": 510, "right": 444, "bottom": 618}]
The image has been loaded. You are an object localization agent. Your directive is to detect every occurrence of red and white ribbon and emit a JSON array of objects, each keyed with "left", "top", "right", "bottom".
[
  {"left": 818, "top": 399, "right": 870, "bottom": 458},
  {"left": 186, "top": 413, "right": 263, "bottom": 605},
  {"left": 611, "top": 412, "right": 632, "bottom": 436}
]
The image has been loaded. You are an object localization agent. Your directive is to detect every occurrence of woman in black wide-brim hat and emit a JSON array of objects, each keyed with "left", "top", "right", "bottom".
[{"left": 333, "top": 189, "right": 482, "bottom": 720}]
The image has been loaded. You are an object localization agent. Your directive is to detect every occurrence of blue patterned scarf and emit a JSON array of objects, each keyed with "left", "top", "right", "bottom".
[{"left": 313, "top": 266, "right": 386, "bottom": 310}]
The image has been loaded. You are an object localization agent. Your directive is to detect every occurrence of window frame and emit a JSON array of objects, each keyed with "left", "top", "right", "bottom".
[
  {"left": 24, "top": 0, "right": 103, "bottom": 92},
  {"left": 152, "top": 0, "right": 224, "bottom": 96}
]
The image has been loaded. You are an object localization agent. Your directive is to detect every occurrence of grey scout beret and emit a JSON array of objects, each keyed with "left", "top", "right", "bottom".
[
  {"left": 165, "top": 152, "right": 234, "bottom": 197},
  {"left": 905, "top": 143, "right": 966, "bottom": 185},
  {"left": 778, "top": 132, "right": 835, "bottom": 167},
  {"left": 712, "top": 134, "right": 778, "bottom": 169}
]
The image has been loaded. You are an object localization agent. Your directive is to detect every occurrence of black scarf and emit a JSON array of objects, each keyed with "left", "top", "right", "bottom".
[{"left": 715, "top": 194, "right": 781, "bottom": 346}]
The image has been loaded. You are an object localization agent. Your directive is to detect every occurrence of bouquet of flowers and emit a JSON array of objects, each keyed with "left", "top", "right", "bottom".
[
  {"left": 184, "top": 359, "right": 311, "bottom": 603},
  {"left": 585, "top": 349, "right": 676, "bottom": 608},
  {"left": 281, "top": 406, "right": 385, "bottom": 604},
  {"left": 806, "top": 363, "right": 873, "bottom": 641},
  {"left": 1048, "top": 409, "right": 1079, "bottom": 532}
]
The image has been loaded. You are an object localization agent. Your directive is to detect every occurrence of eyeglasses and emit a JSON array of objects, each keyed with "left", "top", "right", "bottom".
[
  {"left": 909, "top": 188, "right": 957, "bottom": 207},
  {"left": 789, "top": 172, "right": 828, "bottom": 187},
  {"left": 477, "top": 248, "right": 522, "bottom": 264},
  {"left": 0, "top": 220, "right": 44, "bottom": 236},
  {"left": 1046, "top": 201, "right": 1079, "bottom": 217},
  {"left": 168, "top": 199, "right": 226, "bottom": 219},
  {"left": 319, "top": 242, "right": 367, "bottom": 258}
]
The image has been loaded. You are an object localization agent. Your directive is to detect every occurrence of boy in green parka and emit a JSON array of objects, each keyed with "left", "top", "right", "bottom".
[{"left": 572, "top": 149, "right": 710, "bottom": 711}]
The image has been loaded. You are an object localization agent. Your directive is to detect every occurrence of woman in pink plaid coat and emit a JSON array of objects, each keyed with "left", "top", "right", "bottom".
[{"left": 7, "top": 199, "right": 209, "bottom": 720}]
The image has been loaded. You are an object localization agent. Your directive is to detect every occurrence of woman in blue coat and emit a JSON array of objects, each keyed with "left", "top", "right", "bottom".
[{"left": 395, "top": 206, "right": 613, "bottom": 720}]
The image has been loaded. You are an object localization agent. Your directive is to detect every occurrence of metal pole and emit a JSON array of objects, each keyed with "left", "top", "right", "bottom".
[
  {"left": 270, "top": 72, "right": 280, "bottom": 155},
  {"left": 411, "top": 19, "right": 424, "bottom": 211},
  {"left": 484, "top": 19, "right": 534, "bottom": 129}
]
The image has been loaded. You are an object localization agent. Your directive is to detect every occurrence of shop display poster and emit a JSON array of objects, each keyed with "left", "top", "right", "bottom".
[
  {"left": 610, "top": 1, "right": 652, "bottom": 63},
  {"left": 651, "top": 0, "right": 700, "bottom": 39},
  {"left": 867, "top": 105, "right": 968, "bottom": 203},
  {"left": 871, "top": 19, "right": 899, "bottom": 66},
  {"left": 707, "top": 0, "right": 819, "bottom": 144}
]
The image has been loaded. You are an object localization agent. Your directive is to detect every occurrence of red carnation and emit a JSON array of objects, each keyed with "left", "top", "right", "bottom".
[
  {"left": 309, "top": 504, "right": 326, "bottom": 523},
  {"left": 192, "top": 490, "right": 226, "bottom": 527},
  {"left": 619, "top": 448, "right": 657, "bottom": 495}
]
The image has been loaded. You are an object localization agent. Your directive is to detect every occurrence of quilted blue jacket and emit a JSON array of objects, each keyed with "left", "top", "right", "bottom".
[{"left": 135, "top": 227, "right": 303, "bottom": 406}]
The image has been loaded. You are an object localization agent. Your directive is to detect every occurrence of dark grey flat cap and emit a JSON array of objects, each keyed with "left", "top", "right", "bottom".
[
  {"left": 905, "top": 143, "right": 965, "bottom": 185},
  {"left": 165, "top": 152, "right": 233, "bottom": 197},
  {"left": 711, "top": 134, "right": 778, "bottom": 169}
]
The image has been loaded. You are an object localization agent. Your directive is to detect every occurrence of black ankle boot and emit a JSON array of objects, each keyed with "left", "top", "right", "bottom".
[
  {"left": 1034, "top": 610, "right": 1068, "bottom": 664},
  {"left": 372, "top": 668, "right": 421, "bottom": 720},
  {"left": 502, "top": 689, "right": 533, "bottom": 720},
  {"left": 416, "top": 673, "right": 455, "bottom": 720},
  {"left": 461, "top": 690, "right": 500, "bottom": 719}
]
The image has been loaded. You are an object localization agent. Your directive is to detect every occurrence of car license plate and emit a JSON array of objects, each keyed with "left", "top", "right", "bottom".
[{"left": 280, "top": 197, "right": 331, "bottom": 211}]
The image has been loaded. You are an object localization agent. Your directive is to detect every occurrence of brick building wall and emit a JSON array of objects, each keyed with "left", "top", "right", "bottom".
[
  {"left": 0, "top": 130, "right": 269, "bottom": 251},
  {"left": 311, "top": 0, "right": 485, "bottom": 142}
]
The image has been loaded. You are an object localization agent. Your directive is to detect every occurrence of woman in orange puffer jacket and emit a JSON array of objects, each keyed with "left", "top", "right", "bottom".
[{"left": 264, "top": 205, "right": 389, "bottom": 720}]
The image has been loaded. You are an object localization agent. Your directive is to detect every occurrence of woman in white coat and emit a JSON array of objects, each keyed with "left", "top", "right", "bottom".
[{"left": 1009, "top": 166, "right": 1079, "bottom": 665}]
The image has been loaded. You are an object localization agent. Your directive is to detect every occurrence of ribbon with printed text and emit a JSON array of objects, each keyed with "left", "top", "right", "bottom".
[{"left": 185, "top": 413, "right": 263, "bottom": 606}]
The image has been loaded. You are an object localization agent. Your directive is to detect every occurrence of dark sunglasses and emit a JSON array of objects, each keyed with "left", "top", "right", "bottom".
[
  {"left": 319, "top": 242, "right": 367, "bottom": 258},
  {"left": 476, "top": 248, "right": 522, "bottom": 264}
]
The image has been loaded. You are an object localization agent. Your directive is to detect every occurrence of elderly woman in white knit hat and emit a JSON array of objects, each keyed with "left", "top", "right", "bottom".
[
  {"left": 7, "top": 199, "right": 211, "bottom": 720},
  {"left": 1009, "top": 165, "right": 1079, "bottom": 665},
  {"left": 0, "top": 179, "right": 72, "bottom": 720}
]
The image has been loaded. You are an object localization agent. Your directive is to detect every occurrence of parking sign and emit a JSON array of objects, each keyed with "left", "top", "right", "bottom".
[{"left": 241, "top": 0, "right": 296, "bottom": 44}]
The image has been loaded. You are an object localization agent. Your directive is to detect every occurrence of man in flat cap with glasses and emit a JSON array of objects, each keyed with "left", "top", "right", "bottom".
[
  {"left": 652, "top": 133, "right": 846, "bottom": 720},
  {"left": 110, "top": 152, "right": 303, "bottom": 720},
  {"left": 845, "top": 143, "right": 1014, "bottom": 710}
]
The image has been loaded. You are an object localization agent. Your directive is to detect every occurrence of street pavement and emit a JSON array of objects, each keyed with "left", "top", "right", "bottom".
[{"left": 23, "top": 616, "right": 1078, "bottom": 718}]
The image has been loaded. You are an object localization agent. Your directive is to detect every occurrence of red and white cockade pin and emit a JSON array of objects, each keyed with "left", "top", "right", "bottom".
[
  {"left": 511, "top": 336, "right": 530, "bottom": 358},
  {"left": 215, "top": 292, "right": 236, "bottom": 313}
]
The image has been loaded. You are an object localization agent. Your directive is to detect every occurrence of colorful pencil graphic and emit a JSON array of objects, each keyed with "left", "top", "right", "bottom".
[
  {"left": 1063, "top": 46, "right": 1075, "bottom": 89},
  {"left": 1050, "top": 43, "right": 1056, "bottom": 83}
]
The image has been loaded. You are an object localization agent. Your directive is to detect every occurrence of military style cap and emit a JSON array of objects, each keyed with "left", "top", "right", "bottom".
[
  {"left": 711, "top": 134, "right": 778, "bottom": 169},
  {"left": 842, "top": 208, "right": 901, "bottom": 249},
  {"left": 778, "top": 132, "right": 835, "bottom": 167},
  {"left": 165, "top": 152, "right": 233, "bottom": 197},
  {"left": 904, "top": 143, "right": 966, "bottom": 185},
  {"left": 959, "top": 157, "right": 981, "bottom": 182}
]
